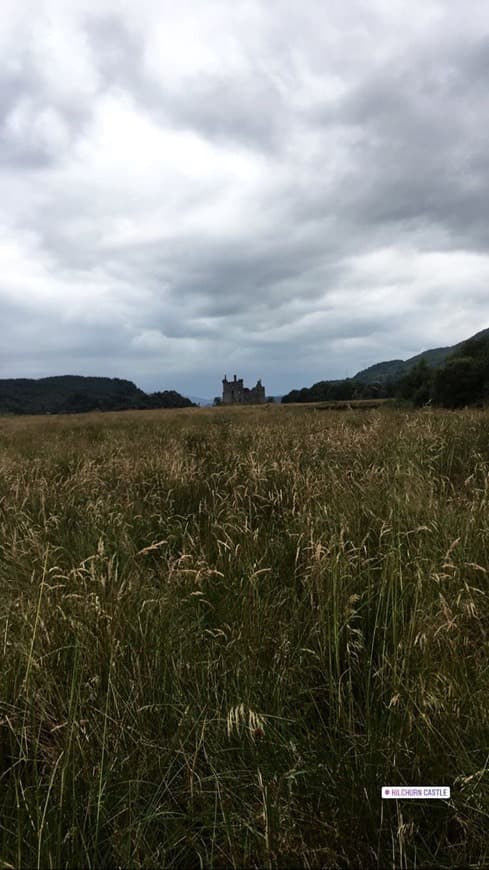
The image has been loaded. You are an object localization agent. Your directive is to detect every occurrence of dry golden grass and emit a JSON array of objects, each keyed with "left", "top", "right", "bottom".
[{"left": 0, "top": 404, "right": 488, "bottom": 868}]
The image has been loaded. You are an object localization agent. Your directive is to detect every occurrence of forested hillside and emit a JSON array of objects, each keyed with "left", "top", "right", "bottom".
[
  {"left": 282, "top": 327, "right": 489, "bottom": 406},
  {"left": 0, "top": 376, "right": 195, "bottom": 415},
  {"left": 398, "top": 331, "right": 489, "bottom": 407}
]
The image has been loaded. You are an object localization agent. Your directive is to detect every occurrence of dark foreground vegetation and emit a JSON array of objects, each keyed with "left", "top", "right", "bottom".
[
  {"left": 0, "top": 375, "right": 195, "bottom": 415},
  {"left": 0, "top": 405, "right": 488, "bottom": 868}
]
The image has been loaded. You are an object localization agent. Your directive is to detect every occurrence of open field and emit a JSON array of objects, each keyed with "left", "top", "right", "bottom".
[
  {"left": 310, "top": 399, "right": 392, "bottom": 411},
  {"left": 0, "top": 405, "right": 488, "bottom": 868}
]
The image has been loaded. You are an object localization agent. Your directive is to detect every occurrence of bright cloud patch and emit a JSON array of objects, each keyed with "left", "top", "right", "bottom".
[{"left": 1, "top": 0, "right": 489, "bottom": 396}]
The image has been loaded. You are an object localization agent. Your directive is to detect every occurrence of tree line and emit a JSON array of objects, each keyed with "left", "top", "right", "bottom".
[
  {"left": 396, "top": 333, "right": 489, "bottom": 407},
  {"left": 281, "top": 333, "right": 489, "bottom": 408}
]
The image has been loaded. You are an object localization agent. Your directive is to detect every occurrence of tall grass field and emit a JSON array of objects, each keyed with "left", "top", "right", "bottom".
[{"left": 0, "top": 405, "right": 488, "bottom": 868}]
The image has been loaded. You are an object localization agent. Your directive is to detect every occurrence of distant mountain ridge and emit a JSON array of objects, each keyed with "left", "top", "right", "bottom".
[
  {"left": 0, "top": 375, "right": 195, "bottom": 415},
  {"left": 353, "top": 327, "right": 489, "bottom": 384}
]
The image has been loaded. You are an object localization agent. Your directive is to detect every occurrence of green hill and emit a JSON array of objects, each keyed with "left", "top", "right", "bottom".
[
  {"left": 398, "top": 329, "right": 489, "bottom": 407},
  {"left": 281, "top": 326, "right": 489, "bottom": 404},
  {"left": 353, "top": 327, "right": 489, "bottom": 384},
  {"left": 350, "top": 359, "right": 405, "bottom": 384},
  {"left": 0, "top": 376, "right": 195, "bottom": 415}
]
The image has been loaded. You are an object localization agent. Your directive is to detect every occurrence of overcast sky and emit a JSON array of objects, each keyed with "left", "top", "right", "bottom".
[{"left": 1, "top": 0, "right": 489, "bottom": 398}]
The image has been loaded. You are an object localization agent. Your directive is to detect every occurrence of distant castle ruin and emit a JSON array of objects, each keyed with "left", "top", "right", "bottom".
[{"left": 222, "top": 374, "right": 266, "bottom": 405}]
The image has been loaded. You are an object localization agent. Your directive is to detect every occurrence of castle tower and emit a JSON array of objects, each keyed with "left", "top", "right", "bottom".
[{"left": 222, "top": 374, "right": 265, "bottom": 404}]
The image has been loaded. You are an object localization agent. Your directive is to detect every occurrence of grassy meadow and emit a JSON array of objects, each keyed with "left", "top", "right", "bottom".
[{"left": 0, "top": 404, "right": 488, "bottom": 868}]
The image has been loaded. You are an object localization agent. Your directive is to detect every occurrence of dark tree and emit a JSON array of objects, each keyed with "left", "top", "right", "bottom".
[
  {"left": 433, "top": 357, "right": 484, "bottom": 408},
  {"left": 397, "top": 359, "right": 433, "bottom": 406}
]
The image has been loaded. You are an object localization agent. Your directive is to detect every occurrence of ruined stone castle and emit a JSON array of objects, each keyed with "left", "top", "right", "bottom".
[{"left": 222, "top": 374, "right": 266, "bottom": 405}]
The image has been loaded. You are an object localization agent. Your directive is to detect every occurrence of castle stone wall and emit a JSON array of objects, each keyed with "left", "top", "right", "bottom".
[{"left": 222, "top": 375, "right": 266, "bottom": 404}]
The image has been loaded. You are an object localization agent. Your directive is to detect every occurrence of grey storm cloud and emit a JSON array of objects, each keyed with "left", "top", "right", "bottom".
[
  {"left": 1, "top": 0, "right": 489, "bottom": 398},
  {"left": 317, "top": 36, "right": 489, "bottom": 244}
]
